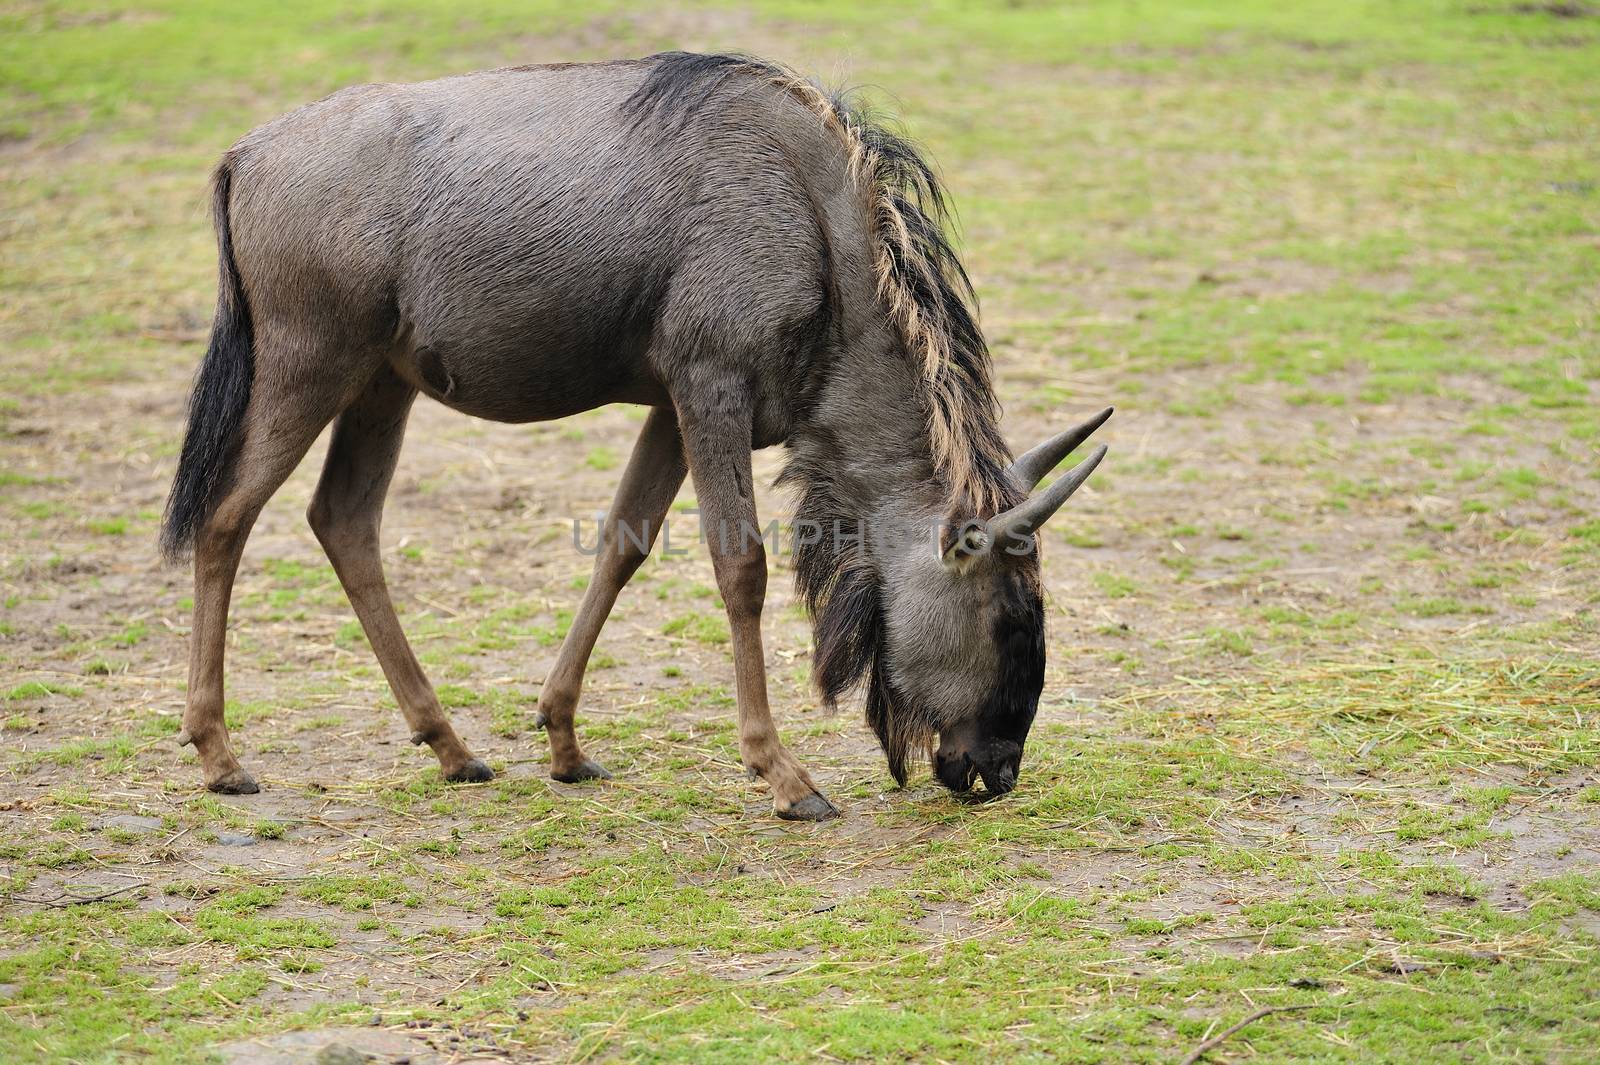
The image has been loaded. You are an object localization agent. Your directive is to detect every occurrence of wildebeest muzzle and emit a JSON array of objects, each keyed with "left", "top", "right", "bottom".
[{"left": 934, "top": 731, "right": 1023, "bottom": 798}]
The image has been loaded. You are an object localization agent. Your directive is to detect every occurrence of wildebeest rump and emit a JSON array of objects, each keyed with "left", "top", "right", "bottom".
[{"left": 162, "top": 52, "right": 1111, "bottom": 820}]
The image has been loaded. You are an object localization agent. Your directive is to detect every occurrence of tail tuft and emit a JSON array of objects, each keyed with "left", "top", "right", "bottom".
[{"left": 161, "top": 158, "right": 255, "bottom": 561}]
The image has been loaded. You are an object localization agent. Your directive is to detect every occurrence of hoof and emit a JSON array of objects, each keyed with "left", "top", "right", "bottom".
[
  {"left": 445, "top": 758, "right": 494, "bottom": 784},
  {"left": 551, "top": 759, "right": 612, "bottom": 784},
  {"left": 532, "top": 710, "right": 548, "bottom": 730},
  {"left": 777, "top": 792, "right": 840, "bottom": 822},
  {"left": 207, "top": 768, "right": 260, "bottom": 795}
]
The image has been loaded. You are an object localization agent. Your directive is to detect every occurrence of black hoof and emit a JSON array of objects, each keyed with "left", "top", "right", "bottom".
[
  {"left": 778, "top": 792, "right": 840, "bottom": 822},
  {"left": 445, "top": 758, "right": 494, "bottom": 784},
  {"left": 532, "top": 711, "right": 548, "bottom": 730},
  {"left": 551, "top": 759, "right": 612, "bottom": 784},
  {"left": 208, "top": 768, "right": 260, "bottom": 795}
]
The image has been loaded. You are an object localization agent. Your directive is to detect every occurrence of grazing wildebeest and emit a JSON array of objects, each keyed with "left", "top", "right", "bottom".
[{"left": 162, "top": 51, "right": 1111, "bottom": 820}]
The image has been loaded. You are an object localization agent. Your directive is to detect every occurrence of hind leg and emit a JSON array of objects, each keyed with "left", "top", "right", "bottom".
[
  {"left": 178, "top": 378, "right": 346, "bottom": 793},
  {"left": 308, "top": 368, "right": 490, "bottom": 783}
]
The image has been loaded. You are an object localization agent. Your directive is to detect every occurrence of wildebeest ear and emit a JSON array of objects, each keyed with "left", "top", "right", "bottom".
[{"left": 940, "top": 519, "right": 990, "bottom": 571}]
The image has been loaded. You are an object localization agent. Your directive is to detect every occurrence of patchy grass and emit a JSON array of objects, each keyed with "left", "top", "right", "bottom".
[{"left": 1, "top": 1, "right": 1597, "bottom": 1063}]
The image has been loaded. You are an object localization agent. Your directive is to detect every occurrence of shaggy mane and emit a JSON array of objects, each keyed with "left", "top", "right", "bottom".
[
  {"left": 787, "top": 478, "right": 930, "bottom": 785},
  {"left": 623, "top": 51, "right": 1014, "bottom": 516}
]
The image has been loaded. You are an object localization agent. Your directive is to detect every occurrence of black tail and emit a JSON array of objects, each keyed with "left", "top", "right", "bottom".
[{"left": 161, "top": 158, "right": 255, "bottom": 561}]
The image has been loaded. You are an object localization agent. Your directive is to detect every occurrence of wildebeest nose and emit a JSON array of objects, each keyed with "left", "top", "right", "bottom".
[
  {"left": 981, "top": 762, "right": 1018, "bottom": 796},
  {"left": 934, "top": 751, "right": 977, "bottom": 793}
]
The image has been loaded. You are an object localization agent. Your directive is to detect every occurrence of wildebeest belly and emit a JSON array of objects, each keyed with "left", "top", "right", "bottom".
[
  {"left": 389, "top": 204, "right": 674, "bottom": 421},
  {"left": 389, "top": 295, "right": 668, "bottom": 424},
  {"left": 388, "top": 71, "right": 681, "bottom": 421}
]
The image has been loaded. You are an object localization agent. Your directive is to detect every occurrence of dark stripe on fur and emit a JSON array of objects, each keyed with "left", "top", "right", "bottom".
[
  {"left": 622, "top": 51, "right": 755, "bottom": 126},
  {"left": 161, "top": 158, "right": 254, "bottom": 560},
  {"left": 985, "top": 570, "right": 1046, "bottom": 745}
]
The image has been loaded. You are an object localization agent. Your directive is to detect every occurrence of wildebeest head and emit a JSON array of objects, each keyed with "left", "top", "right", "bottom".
[{"left": 870, "top": 408, "right": 1112, "bottom": 798}]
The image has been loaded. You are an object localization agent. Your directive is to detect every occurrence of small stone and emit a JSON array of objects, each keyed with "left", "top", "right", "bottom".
[
  {"left": 314, "top": 1045, "right": 371, "bottom": 1065},
  {"left": 1386, "top": 958, "right": 1430, "bottom": 975},
  {"left": 215, "top": 832, "right": 257, "bottom": 847}
]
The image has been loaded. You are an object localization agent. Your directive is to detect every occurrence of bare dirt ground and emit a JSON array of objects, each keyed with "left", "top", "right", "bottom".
[{"left": 2, "top": 3, "right": 1597, "bottom": 1062}]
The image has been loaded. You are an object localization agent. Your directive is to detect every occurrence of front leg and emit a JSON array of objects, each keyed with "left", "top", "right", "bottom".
[
  {"left": 676, "top": 396, "right": 839, "bottom": 821},
  {"left": 540, "top": 407, "right": 686, "bottom": 782}
]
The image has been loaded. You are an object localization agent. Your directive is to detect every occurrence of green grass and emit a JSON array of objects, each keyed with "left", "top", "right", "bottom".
[{"left": 1, "top": 1, "right": 1597, "bottom": 1062}]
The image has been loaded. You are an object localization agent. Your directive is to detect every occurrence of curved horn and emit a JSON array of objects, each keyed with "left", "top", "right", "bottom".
[
  {"left": 988, "top": 444, "right": 1108, "bottom": 550},
  {"left": 1007, "top": 406, "right": 1114, "bottom": 490}
]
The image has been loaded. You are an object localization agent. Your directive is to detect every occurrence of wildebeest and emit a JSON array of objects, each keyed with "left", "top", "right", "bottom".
[{"left": 162, "top": 52, "right": 1110, "bottom": 820}]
